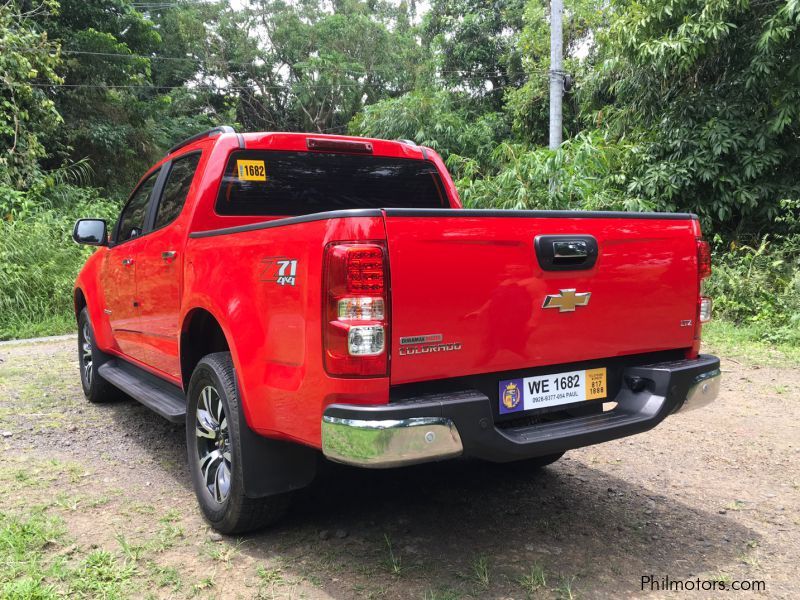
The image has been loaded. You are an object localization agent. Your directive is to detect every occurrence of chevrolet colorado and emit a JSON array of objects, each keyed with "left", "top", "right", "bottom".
[{"left": 72, "top": 127, "right": 721, "bottom": 533}]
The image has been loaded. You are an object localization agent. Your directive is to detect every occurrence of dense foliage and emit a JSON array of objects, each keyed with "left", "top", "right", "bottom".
[
  {"left": 1, "top": 0, "right": 798, "bottom": 341},
  {"left": 586, "top": 0, "right": 800, "bottom": 234},
  {"left": 0, "top": 1, "right": 62, "bottom": 196}
]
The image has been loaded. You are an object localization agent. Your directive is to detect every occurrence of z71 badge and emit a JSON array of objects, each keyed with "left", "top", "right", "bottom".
[{"left": 260, "top": 257, "right": 298, "bottom": 286}]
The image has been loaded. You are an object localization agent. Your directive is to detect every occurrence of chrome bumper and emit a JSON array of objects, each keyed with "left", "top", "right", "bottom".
[
  {"left": 677, "top": 368, "right": 721, "bottom": 412},
  {"left": 322, "top": 355, "right": 720, "bottom": 467},
  {"left": 321, "top": 416, "right": 464, "bottom": 468}
]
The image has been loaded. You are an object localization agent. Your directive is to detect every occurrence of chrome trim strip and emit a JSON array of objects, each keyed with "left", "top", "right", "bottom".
[
  {"left": 678, "top": 369, "right": 721, "bottom": 413},
  {"left": 321, "top": 415, "right": 463, "bottom": 468}
]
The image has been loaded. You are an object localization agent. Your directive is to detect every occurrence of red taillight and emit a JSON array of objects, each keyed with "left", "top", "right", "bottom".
[
  {"left": 697, "top": 238, "right": 712, "bottom": 280},
  {"left": 323, "top": 242, "right": 389, "bottom": 377},
  {"left": 345, "top": 246, "right": 384, "bottom": 293},
  {"left": 688, "top": 237, "right": 712, "bottom": 358}
]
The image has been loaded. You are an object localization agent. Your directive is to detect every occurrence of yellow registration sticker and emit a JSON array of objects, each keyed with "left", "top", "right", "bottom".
[
  {"left": 585, "top": 368, "right": 607, "bottom": 400},
  {"left": 236, "top": 159, "right": 266, "bottom": 181}
]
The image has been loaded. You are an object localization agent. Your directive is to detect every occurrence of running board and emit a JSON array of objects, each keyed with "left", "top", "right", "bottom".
[{"left": 97, "top": 359, "right": 186, "bottom": 423}]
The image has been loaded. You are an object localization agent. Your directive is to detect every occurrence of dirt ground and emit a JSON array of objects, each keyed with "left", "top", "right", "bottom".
[{"left": 0, "top": 336, "right": 797, "bottom": 599}]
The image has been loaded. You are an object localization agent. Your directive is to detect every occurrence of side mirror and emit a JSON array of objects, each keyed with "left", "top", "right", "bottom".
[{"left": 73, "top": 219, "right": 108, "bottom": 246}]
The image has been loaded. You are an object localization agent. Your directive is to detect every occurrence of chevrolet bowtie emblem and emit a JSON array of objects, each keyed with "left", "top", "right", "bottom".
[{"left": 542, "top": 289, "right": 591, "bottom": 312}]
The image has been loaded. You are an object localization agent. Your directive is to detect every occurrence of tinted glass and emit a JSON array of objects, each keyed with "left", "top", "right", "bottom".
[
  {"left": 155, "top": 153, "right": 201, "bottom": 229},
  {"left": 215, "top": 151, "right": 448, "bottom": 216},
  {"left": 74, "top": 219, "right": 106, "bottom": 245},
  {"left": 118, "top": 171, "right": 158, "bottom": 242}
]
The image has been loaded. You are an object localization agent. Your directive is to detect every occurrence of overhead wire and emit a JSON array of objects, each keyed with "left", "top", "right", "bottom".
[{"left": 57, "top": 49, "right": 551, "bottom": 78}]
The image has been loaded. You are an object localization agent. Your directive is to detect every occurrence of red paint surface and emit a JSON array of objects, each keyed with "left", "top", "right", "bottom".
[{"left": 74, "top": 132, "right": 706, "bottom": 449}]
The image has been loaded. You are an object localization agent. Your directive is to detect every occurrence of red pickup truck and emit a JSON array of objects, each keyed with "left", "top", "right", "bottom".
[{"left": 73, "top": 127, "right": 721, "bottom": 533}]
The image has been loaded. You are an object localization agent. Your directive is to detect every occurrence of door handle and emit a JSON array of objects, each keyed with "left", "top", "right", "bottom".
[
  {"left": 161, "top": 250, "right": 177, "bottom": 261},
  {"left": 121, "top": 258, "right": 134, "bottom": 266}
]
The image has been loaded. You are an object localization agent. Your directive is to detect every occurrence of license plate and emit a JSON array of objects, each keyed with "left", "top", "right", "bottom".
[{"left": 499, "top": 368, "right": 607, "bottom": 414}]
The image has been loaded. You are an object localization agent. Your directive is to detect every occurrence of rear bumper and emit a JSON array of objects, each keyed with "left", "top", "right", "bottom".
[{"left": 321, "top": 354, "right": 720, "bottom": 467}]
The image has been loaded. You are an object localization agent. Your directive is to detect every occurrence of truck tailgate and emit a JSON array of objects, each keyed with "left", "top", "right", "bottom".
[{"left": 383, "top": 209, "right": 700, "bottom": 385}]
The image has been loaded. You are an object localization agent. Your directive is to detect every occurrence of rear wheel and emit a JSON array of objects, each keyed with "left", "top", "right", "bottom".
[
  {"left": 186, "top": 352, "right": 291, "bottom": 534},
  {"left": 78, "top": 308, "right": 116, "bottom": 403}
]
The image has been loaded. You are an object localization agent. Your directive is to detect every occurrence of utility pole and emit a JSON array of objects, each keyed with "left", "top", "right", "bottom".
[{"left": 549, "top": 0, "right": 564, "bottom": 150}]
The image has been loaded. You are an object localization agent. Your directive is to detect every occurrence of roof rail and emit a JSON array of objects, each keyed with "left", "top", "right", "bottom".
[{"left": 168, "top": 126, "right": 236, "bottom": 155}]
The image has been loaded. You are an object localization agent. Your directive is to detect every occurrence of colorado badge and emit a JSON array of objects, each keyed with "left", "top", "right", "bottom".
[{"left": 499, "top": 378, "right": 523, "bottom": 414}]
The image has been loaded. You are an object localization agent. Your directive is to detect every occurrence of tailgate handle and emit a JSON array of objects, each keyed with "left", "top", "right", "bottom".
[
  {"left": 553, "top": 240, "right": 588, "bottom": 259},
  {"left": 535, "top": 235, "right": 598, "bottom": 271}
]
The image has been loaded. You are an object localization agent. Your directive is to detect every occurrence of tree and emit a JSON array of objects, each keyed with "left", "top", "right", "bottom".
[
  {"left": 0, "top": 0, "right": 62, "bottom": 192},
  {"left": 208, "top": 0, "right": 429, "bottom": 134},
  {"left": 586, "top": 0, "right": 800, "bottom": 233},
  {"left": 41, "top": 0, "right": 227, "bottom": 193},
  {"left": 505, "top": 0, "right": 607, "bottom": 143},
  {"left": 350, "top": 88, "right": 509, "bottom": 173},
  {"left": 423, "top": 0, "right": 527, "bottom": 111}
]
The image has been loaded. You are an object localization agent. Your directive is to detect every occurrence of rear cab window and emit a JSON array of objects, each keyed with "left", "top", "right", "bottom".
[{"left": 215, "top": 151, "right": 449, "bottom": 216}]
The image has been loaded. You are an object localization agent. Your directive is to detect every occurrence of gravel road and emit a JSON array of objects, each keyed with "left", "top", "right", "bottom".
[{"left": 0, "top": 337, "right": 797, "bottom": 598}]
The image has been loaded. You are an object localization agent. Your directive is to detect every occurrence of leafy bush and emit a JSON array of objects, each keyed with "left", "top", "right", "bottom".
[
  {"left": 349, "top": 89, "right": 509, "bottom": 175},
  {"left": 454, "top": 130, "right": 646, "bottom": 212},
  {"left": 706, "top": 235, "right": 800, "bottom": 345},
  {"left": 0, "top": 186, "right": 118, "bottom": 340},
  {"left": 585, "top": 0, "right": 800, "bottom": 233}
]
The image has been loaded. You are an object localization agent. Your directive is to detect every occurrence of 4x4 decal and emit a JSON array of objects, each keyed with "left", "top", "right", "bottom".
[{"left": 260, "top": 257, "right": 298, "bottom": 286}]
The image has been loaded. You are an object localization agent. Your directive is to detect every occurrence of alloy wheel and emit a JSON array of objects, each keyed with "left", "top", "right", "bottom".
[
  {"left": 81, "top": 321, "right": 93, "bottom": 387},
  {"left": 195, "top": 385, "right": 232, "bottom": 503}
]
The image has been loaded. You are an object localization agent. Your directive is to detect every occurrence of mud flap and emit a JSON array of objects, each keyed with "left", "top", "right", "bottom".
[{"left": 233, "top": 376, "right": 318, "bottom": 498}]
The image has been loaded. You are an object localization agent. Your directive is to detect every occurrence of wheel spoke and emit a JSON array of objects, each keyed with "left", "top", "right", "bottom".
[
  {"left": 199, "top": 449, "right": 223, "bottom": 487},
  {"left": 214, "top": 461, "right": 231, "bottom": 503},
  {"left": 201, "top": 388, "right": 219, "bottom": 426},
  {"left": 195, "top": 410, "right": 217, "bottom": 439},
  {"left": 213, "top": 390, "right": 223, "bottom": 422},
  {"left": 201, "top": 387, "right": 211, "bottom": 416}
]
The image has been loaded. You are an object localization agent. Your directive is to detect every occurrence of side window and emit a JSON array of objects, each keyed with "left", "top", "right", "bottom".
[
  {"left": 154, "top": 153, "right": 201, "bottom": 230},
  {"left": 117, "top": 171, "right": 159, "bottom": 243}
]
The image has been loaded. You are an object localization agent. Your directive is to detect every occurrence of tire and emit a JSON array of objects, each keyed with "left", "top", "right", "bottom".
[
  {"left": 186, "top": 352, "right": 291, "bottom": 534},
  {"left": 78, "top": 308, "right": 117, "bottom": 403}
]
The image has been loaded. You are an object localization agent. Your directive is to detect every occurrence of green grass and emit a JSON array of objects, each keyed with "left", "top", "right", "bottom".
[
  {"left": 518, "top": 563, "right": 548, "bottom": 595},
  {"left": 0, "top": 194, "right": 118, "bottom": 341},
  {"left": 557, "top": 575, "right": 578, "bottom": 599},
  {"left": 702, "top": 320, "right": 800, "bottom": 366},
  {"left": 0, "top": 313, "right": 77, "bottom": 341},
  {"left": 471, "top": 555, "right": 490, "bottom": 588},
  {"left": 383, "top": 534, "right": 404, "bottom": 576},
  {"left": 0, "top": 509, "right": 136, "bottom": 599},
  {"left": 0, "top": 510, "right": 65, "bottom": 594}
]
